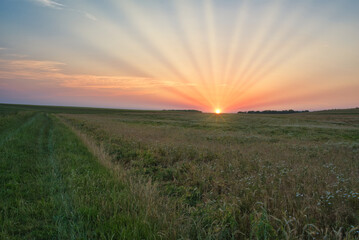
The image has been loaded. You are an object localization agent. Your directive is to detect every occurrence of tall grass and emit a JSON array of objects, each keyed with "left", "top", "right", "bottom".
[{"left": 59, "top": 110, "right": 359, "bottom": 239}]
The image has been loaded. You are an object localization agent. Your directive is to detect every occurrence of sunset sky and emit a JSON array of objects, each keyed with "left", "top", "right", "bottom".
[{"left": 0, "top": 0, "right": 358, "bottom": 112}]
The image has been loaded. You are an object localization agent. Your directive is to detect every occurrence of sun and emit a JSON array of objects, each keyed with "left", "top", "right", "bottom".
[{"left": 215, "top": 109, "right": 221, "bottom": 114}]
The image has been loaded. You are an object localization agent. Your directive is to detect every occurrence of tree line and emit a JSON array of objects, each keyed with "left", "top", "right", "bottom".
[{"left": 238, "top": 110, "right": 309, "bottom": 114}]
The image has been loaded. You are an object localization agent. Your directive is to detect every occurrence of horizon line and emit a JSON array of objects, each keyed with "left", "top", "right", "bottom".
[{"left": 1, "top": 102, "right": 358, "bottom": 114}]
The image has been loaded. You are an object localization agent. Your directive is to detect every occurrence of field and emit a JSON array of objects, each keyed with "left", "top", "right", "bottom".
[{"left": 1, "top": 103, "right": 358, "bottom": 239}]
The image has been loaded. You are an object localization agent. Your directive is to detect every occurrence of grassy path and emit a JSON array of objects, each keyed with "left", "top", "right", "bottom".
[
  {"left": 0, "top": 113, "right": 162, "bottom": 239},
  {"left": 43, "top": 116, "right": 79, "bottom": 239},
  {"left": 1, "top": 113, "right": 57, "bottom": 238},
  {"left": 0, "top": 113, "right": 37, "bottom": 146}
]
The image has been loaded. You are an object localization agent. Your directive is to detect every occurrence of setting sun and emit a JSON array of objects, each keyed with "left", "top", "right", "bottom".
[
  {"left": 0, "top": 1, "right": 358, "bottom": 112},
  {"left": 0, "top": 0, "right": 359, "bottom": 237}
]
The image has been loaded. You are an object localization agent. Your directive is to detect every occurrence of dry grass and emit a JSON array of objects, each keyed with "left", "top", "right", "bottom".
[
  {"left": 58, "top": 110, "right": 359, "bottom": 239},
  {"left": 59, "top": 117, "right": 183, "bottom": 239}
]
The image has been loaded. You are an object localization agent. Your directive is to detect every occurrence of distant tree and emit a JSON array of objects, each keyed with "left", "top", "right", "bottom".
[
  {"left": 163, "top": 109, "right": 202, "bottom": 113},
  {"left": 239, "top": 110, "right": 309, "bottom": 114}
]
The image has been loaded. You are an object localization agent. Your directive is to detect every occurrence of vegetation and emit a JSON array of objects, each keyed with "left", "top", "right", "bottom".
[
  {"left": 239, "top": 110, "right": 309, "bottom": 114},
  {"left": 162, "top": 110, "right": 202, "bottom": 113},
  {"left": 0, "top": 111, "right": 168, "bottom": 239},
  {"left": 1, "top": 103, "right": 358, "bottom": 239}
]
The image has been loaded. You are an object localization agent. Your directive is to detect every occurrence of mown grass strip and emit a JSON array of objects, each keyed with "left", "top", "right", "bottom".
[
  {"left": 0, "top": 113, "right": 58, "bottom": 239},
  {"left": 1, "top": 113, "right": 163, "bottom": 239},
  {"left": 50, "top": 115, "right": 163, "bottom": 239},
  {"left": 0, "top": 112, "right": 37, "bottom": 146}
]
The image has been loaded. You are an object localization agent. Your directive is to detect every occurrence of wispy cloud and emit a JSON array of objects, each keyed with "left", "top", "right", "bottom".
[
  {"left": 84, "top": 12, "right": 97, "bottom": 21},
  {"left": 0, "top": 58, "right": 169, "bottom": 93},
  {"left": 30, "top": 0, "right": 97, "bottom": 21},
  {"left": 32, "top": 0, "right": 64, "bottom": 9},
  {"left": 0, "top": 59, "right": 64, "bottom": 73}
]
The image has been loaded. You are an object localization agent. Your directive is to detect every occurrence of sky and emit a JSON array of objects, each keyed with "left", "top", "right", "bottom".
[{"left": 0, "top": 0, "right": 358, "bottom": 112}]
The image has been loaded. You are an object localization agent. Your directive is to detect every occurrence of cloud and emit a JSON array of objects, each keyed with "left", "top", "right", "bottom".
[
  {"left": 30, "top": 0, "right": 97, "bottom": 21},
  {"left": 0, "top": 58, "right": 168, "bottom": 94},
  {"left": 0, "top": 59, "right": 64, "bottom": 73},
  {"left": 70, "top": 9, "right": 97, "bottom": 21},
  {"left": 85, "top": 12, "right": 97, "bottom": 21},
  {"left": 0, "top": 57, "right": 194, "bottom": 90},
  {"left": 32, "top": 0, "right": 64, "bottom": 9}
]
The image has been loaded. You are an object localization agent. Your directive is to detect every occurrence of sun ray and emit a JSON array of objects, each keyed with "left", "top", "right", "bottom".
[
  {"left": 222, "top": 0, "right": 285, "bottom": 100},
  {"left": 15, "top": 0, "right": 356, "bottom": 112},
  {"left": 219, "top": 0, "right": 250, "bottom": 106},
  {"left": 171, "top": 0, "right": 213, "bottom": 103},
  {"left": 112, "top": 0, "right": 216, "bottom": 108},
  {"left": 69, "top": 3, "right": 216, "bottom": 109},
  {"left": 223, "top": 1, "right": 340, "bottom": 109}
]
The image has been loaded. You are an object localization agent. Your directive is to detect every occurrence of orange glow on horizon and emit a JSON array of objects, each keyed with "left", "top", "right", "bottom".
[{"left": 0, "top": 1, "right": 358, "bottom": 111}]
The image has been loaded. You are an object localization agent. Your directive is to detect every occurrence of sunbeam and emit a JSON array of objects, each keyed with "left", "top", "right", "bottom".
[
  {"left": 1, "top": 0, "right": 358, "bottom": 111},
  {"left": 223, "top": 1, "right": 339, "bottom": 108}
]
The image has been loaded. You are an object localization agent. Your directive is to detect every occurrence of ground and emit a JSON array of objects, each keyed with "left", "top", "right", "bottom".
[{"left": 0, "top": 103, "right": 358, "bottom": 239}]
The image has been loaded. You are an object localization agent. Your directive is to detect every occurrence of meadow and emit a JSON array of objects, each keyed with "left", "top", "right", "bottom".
[{"left": 0, "top": 103, "right": 358, "bottom": 239}]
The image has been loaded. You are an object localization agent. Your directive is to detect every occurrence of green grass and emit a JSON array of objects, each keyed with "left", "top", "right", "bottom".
[
  {"left": 1, "top": 103, "right": 359, "bottom": 239},
  {"left": 0, "top": 112, "right": 165, "bottom": 239}
]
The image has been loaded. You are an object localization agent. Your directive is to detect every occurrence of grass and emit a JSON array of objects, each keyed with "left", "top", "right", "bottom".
[
  {"left": 0, "top": 103, "right": 358, "bottom": 239},
  {"left": 0, "top": 111, "right": 167, "bottom": 239}
]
